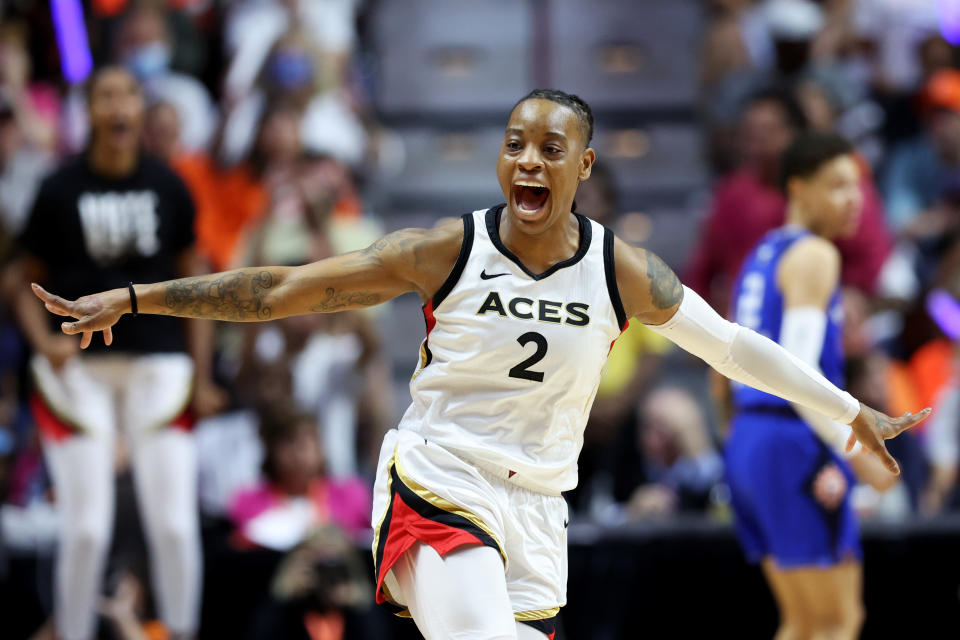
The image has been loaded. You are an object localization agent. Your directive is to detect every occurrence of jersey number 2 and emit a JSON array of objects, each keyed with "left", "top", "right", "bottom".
[{"left": 509, "top": 332, "right": 547, "bottom": 382}]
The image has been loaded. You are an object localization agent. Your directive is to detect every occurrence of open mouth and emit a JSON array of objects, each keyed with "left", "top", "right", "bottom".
[
  {"left": 512, "top": 182, "right": 551, "bottom": 216},
  {"left": 108, "top": 120, "right": 133, "bottom": 136}
]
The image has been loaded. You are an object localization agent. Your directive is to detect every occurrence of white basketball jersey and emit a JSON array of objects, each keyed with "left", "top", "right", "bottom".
[{"left": 396, "top": 205, "right": 627, "bottom": 495}]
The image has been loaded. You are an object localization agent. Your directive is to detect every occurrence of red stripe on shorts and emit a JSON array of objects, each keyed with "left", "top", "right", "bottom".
[
  {"left": 29, "top": 393, "right": 77, "bottom": 442},
  {"left": 170, "top": 406, "right": 195, "bottom": 432},
  {"left": 375, "top": 491, "right": 485, "bottom": 605}
]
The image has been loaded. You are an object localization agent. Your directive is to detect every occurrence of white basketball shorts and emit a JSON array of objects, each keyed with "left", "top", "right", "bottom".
[{"left": 371, "top": 428, "right": 568, "bottom": 637}]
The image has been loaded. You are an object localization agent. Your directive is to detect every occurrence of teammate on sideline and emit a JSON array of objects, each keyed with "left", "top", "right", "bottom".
[
  {"left": 31, "top": 90, "right": 928, "bottom": 640},
  {"left": 14, "top": 67, "right": 218, "bottom": 640},
  {"left": 725, "top": 132, "right": 896, "bottom": 640}
]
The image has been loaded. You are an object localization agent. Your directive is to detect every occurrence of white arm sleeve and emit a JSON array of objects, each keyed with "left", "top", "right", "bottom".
[
  {"left": 780, "top": 307, "right": 862, "bottom": 456},
  {"left": 646, "top": 287, "right": 862, "bottom": 424}
]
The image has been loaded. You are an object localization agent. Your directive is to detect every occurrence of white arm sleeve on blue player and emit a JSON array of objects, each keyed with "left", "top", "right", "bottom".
[
  {"left": 646, "top": 286, "right": 861, "bottom": 424},
  {"left": 780, "top": 307, "right": 862, "bottom": 456}
]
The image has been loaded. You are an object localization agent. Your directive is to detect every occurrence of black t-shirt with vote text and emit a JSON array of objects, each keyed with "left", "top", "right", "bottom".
[{"left": 20, "top": 153, "right": 195, "bottom": 354}]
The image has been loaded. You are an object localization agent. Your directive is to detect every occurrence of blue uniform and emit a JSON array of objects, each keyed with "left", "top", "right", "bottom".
[{"left": 725, "top": 226, "right": 860, "bottom": 567}]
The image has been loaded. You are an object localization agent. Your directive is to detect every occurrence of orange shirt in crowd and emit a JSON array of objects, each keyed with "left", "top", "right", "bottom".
[
  {"left": 886, "top": 358, "right": 922, "bottom": 420},
  {"left": 908, "top": 338, "right": 956, "bottom": 417},
  {"left": 172, "top": 154, "right": 267, "bottom": 272}
]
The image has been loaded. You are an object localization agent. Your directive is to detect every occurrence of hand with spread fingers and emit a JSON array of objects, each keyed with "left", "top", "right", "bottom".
[
  {"left": 845, "top": 404, "right": 932, "bottom": 474},
  {"left": 31, "top": 283, "right": 129, "bottom": 349}
]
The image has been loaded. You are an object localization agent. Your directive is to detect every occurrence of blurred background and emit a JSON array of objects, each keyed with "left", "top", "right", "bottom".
[{"left": 1, "top": 0, "right": 960, "bottom": 638}]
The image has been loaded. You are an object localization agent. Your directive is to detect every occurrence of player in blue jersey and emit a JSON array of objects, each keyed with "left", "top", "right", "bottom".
[{"left": 726, "top": 132, "right": 897, "bottom": 640}]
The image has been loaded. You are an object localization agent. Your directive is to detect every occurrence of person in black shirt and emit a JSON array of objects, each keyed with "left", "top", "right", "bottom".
[{"left": 12, "top": 67, "right": 218, "bottom": 640}]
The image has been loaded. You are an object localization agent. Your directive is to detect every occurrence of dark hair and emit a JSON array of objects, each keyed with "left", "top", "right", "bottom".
[
  {"left": 779, "top": 131, "right": 855, "bottom": 194},
  {"left": 743, "top": 86, "right": 808, "bottom": 132},
  {"left": 258, "top": 404, "right": 320, "bottom": 481},
  {"left": 515, "top": 89, "right": 595, "bottom": 146},
  {"left": 83, "top": 65, "right": 140, "bottom": 105}
]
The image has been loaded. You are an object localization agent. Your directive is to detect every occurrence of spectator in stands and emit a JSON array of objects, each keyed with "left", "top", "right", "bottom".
[
  {"left": 701, "top": 0, "right": 759, "bottom": 91},
  {"left": 841, "top": 287, "right": 922, "bottom": 419},
  {"left": 880, "top": 33, "right": 960, "bottom": 145},
  {"left": 237, "top": 305, "right": 393, "bottom": 480},
  {"left": 227, "top": 405, "right": 378, "bottom": 639},
  {"left": 281, "top": 311, "right": 393, "bottom": 479},
  {"left": 0, "top": 20, "right": 59, "bottom": 153},
  {"left": 0, "top": 24, "right": 55, "bottom": 239},
  {"left": 0, "top": 219, "right": 21, "bottom": 500},
  {"left": 223, "top": 0, "right": 359, "bottom": 102},
  {"left": 144, "top": 96, "right": 271, "bottom": 274},
  {"left": 844, "top": 351, "right": 925, "bottom": 513},
  {"left": 243, "top": 102, "right": 333, "bottom": 266},
  {"left": 97, "top": 571, "right": 171, "bottom": 640},
  {"left": 793, "top": 74, "right": 886, "bottom": 167},
  {"left": 1, "top": 223, "right": 50, "bottom": 527},
  {"left": 221, "top": 26, "right": 367, "bottom": 168},
  {"left": 882, "top": 70, "right": 960, "bottom": 235},
  {"left": 700, "top": 0, "right": 868, "bottom": 170},
  {"left": 0, "top": 90, "right": 51, "bottom": 239},
  {"left": 140, "top": 100, "right": 181, "bottom": 164},
  {"left": 146, "top": 96, "right": 271, "bottom": 273},
  {"left": 850, "top": 0, "right": 941, "bottom": 96},
  {"left": 229, "top": 406, "right": 371, "bottom": 549},
  {"left": 238, "top": 101, "right": 377, "bottom": 269},
  {"left": 247, "top": 526, "right": 376, "bottom": 640},
  {"left": 920, "top": 276, "right": 960, "bottom": 514},
  {"left": 617, "top": 387, "right": 724, "bottom": 519},
  {"left": 922, "top": 384, "right": 960, "bottom": 513},
  {"left": 115, "top": 5, "right": 215, "bottom": 152},
  {"left": 686, "top": 87, "right": 891, "bottom": 314}
]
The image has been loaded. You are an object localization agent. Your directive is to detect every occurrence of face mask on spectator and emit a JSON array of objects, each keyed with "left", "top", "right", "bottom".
[
  {"left": 267, "top": 51, "right": 315, "bottom": 91},
  {"left": 123, "top": 42, "right": 171, "bottom": 80}
]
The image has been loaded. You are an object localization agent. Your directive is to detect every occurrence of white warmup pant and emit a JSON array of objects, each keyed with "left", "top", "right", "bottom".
[{"left": 32, "top": 353, "right": 201, "bottom": 640}]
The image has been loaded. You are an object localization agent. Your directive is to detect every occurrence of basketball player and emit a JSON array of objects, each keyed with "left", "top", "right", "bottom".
[
  {"left": 30, "top": 90, "right": 928, "bottom": 640},
  {"left": 725, "top": 132, "right": 894, "bottom": 640},
  {"left": 14, "top": 68, "right": 218, "bottom": 640}
]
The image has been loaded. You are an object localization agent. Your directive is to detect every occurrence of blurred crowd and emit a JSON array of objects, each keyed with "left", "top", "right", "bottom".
[
  {"left": 0, "top": 0, "right": 960, "bottom": 639},
  {"left": 0, "top": 1, "right": 391, "bottom": 639}
]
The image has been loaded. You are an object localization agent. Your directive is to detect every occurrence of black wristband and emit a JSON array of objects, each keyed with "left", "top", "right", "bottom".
[{"left": 128, "top": 282, "right": 138, "bottom": 317}]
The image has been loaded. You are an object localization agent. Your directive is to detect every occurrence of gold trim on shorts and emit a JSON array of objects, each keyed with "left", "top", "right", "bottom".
[{"left": 514, "top": 607, "right": 561, "bottom": 622}]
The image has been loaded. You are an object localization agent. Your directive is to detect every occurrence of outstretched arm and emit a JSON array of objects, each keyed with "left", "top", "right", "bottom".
[
  {"left": 613, "top": 237, "right": 930, "bottom": 474},
  {"left": 32, "top": 221, "right": 464, "bottom": 349}
]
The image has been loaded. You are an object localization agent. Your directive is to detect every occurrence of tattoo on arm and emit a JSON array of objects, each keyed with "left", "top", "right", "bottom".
[
  {"left": 645, "top": 251, "right": 683, "bottom": 310},
  {"left": 159, "top": 227, "right": 438, "bottom": 320},
  {"left": 163, "top": 270, "right": 274, "bottom": 321},
  {"left": 310, "top": 288, "right": 382, "bottom": 312},
  {"left": 362, "top": 229, "right": 429, "bottom": 268},
  {"left": 330, "top": 227, "right": 437, "bottom": 300}
]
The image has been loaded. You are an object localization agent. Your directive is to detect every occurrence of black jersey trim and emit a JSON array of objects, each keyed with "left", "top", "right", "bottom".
[
  {"left": 603, "top": 226, "right": 628, "bottom": 330},
  {"left": 430, "top": 213, "right": 475, "bottom": 309},
  {"left": 485, "top": 204, "right": 592, "bottom": 280},
  {"left": 518, "top": 616, "right": 558, "bottom": 636}
]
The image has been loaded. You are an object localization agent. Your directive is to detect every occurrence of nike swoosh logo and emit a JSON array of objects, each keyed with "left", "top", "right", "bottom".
[
  {"left": 563, "top": 520, "right": 569, "bottom": 528},
  {"left": 480, "top": 270, "right": 510, "bottom": 280}
]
